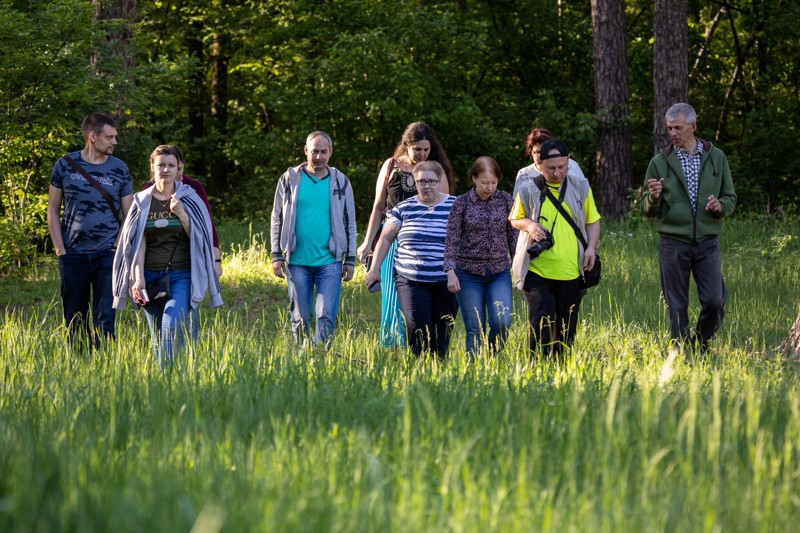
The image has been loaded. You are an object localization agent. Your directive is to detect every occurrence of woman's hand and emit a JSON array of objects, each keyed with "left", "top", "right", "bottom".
[
  {"left": 364, "top": 267, "right": 381, "bottom": 290},
  {"left": 213, "top": 248, "right": 223, "bottom": 277},
  {"left": 356, "top": 241, "right": 370, "bottom": 264},
  {"left": 170, "top": 196, "right": 187, "bottom": 218},
  {"left": 131, "top": 277, "right": 147, "bottom": 305},
  {"left": 446, "top": 270, "right": 461, "bottom": 293}
]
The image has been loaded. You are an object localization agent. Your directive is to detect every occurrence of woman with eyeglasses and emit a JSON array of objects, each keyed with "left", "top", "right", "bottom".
[
  {"left": 357, "top": 122, "right": 454, "bottom": 348},
  {"left": 512, "top": 128, "right": 586, "bottom": 199},
  {"left": 364, "top": 161, "right": 458, "bottom": 358}
]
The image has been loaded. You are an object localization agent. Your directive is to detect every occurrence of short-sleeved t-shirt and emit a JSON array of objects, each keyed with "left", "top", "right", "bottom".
[
  {"left": 50, "top": 152, "right": 133, "bottom": 253},
  {"left": 386, "top": 195, "right": 454, "bottom": 282},
  {"left": 510, "top": 182, "right": 601, "bottom": 280},
  {"left": 290, "top": 169, "right": 335, "bottom": 267},
  {"left": 144, "top": 199, "right": 190, "bottom": 271}
]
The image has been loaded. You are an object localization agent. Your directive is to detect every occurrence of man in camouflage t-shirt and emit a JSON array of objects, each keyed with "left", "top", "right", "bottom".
[{"left": 47, "top": 113, "right": 133, "bottom": 342}]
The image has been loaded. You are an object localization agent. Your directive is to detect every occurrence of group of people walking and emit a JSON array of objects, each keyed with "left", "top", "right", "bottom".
[{"left": 48, "top": 102, "right": 736, "bottom": 366}]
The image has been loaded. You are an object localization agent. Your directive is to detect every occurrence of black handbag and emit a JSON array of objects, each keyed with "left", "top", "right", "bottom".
[
  {"left": 143, "top": 227, "right": 183, "bottom": 304},
  {"left": 542, "top": 185, "right": 602, "bottom": 289},
  {"left": 146, "top": 272, "right": 172, "bottom": 302}
]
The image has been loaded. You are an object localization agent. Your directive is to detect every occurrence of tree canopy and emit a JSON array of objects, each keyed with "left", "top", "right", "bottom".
[{"left": 2, "top": 0, "right": 799, "bottom": 268}]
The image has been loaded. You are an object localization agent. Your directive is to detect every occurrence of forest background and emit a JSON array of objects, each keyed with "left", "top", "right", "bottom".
[{"left": 2, "top": 0, "right": 800, "bottom": 272}]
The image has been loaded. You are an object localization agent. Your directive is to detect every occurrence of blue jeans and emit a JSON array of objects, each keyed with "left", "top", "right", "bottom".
[
  {"left": 57, "top": 248, "right": 116, "bottom": 342},
  {"left": 454, "top": 267, "right": 513, "bottom": 355},
  {"left": 287, "top": 262, "right": 343, "bottom": 349},
  {"left": 142, "top": 269, "right": 195, "bottom": 367}
]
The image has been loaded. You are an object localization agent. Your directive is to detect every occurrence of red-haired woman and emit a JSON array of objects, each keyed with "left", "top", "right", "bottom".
[{"left": 513, "top": 128, "right": 586, "bottom": 199}]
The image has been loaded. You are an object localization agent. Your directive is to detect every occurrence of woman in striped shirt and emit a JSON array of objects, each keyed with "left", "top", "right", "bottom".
[{"left": 365, "top": 161, "right": 458, "bottom": 358}]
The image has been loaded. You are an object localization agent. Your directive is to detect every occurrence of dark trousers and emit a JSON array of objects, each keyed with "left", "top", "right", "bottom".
[
  {"left": 394, "top": 274, "right": 459, "bottom": 358},
  {"left": 57, "top": 249, "right": 116, "bottom": 342},
  {"left": 658, "top": 236, "right": 727, "bottom": 347},
  {"left": 522, "top": 271, "right": 583, "bottom": 357}
]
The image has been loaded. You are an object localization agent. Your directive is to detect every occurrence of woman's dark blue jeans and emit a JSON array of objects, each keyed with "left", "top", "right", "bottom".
[{"left": 454, "top": 267, "right": 513, "bottom": 355}]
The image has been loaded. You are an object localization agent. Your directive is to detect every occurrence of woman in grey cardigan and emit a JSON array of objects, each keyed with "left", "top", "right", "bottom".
[{"left": 113, "top": 145, "right": 222, "bottom": 367}]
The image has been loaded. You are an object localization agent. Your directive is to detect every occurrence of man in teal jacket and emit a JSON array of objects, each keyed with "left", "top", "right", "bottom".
[{"left": 640, "top": 103, "right": 737, "bottom": 353}]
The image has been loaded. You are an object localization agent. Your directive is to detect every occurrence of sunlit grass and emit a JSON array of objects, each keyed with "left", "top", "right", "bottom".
[{"left": 1, "top": 217, "right": 800, "bottom": 531}]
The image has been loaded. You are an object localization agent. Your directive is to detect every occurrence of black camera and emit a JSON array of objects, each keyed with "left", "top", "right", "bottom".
[{"left": 527, "top": 230, "right": 554, "bottom": 259}]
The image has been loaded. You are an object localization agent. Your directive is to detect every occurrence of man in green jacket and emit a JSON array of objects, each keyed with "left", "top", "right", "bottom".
[{"left": 640, "top": 103, "right": 737, "bottom": 353}]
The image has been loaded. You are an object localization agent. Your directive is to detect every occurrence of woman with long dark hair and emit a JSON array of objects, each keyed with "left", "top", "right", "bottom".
[{"left": 357, "top": 122, "right": 453, "bottom": 347}]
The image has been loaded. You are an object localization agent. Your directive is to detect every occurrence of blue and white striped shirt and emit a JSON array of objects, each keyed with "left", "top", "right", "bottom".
[{"left": 387, "top": 195, "right": 455, "bottom": 282}]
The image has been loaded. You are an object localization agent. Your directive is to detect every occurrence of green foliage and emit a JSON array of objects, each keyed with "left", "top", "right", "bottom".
[{"left": 4, "top": 0, "right": 800, "bottom": 268}]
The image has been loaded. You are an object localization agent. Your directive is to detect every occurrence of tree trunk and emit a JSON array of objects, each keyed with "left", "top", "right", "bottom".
[
  {"left": 92, "top": 0, "right": 138, "bottom": 115},
  {"left": 93, "top": 0, "right": 137, "bottom": 70},
  {"left": 781, "top": 307, "right": 800, "bottom": 357},
  {"left": 652, "top": 0, "right": 688, "bottom": 153},
  {"left": 591, "top": 0, "right": 633, "bottom": 222},
  {"left": 185, "top": 20, "right": 207, "bottom": 179},
  {"left": 210, "top": 30, "right": 230, "bottom": 193}
]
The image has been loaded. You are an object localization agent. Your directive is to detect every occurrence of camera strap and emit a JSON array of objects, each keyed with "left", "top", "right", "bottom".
[{"left": 542, "top": 183, "right": 589, "bottom": 250}]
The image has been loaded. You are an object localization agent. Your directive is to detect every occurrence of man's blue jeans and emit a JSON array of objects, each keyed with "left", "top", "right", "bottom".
[
  {"left": 454, "top": 267, "right": 513, "bottom": 355},
  {"left": 142, "top": 269, "right": 195, "bottom": 367},
  {"left": 287, "top": 262, "right": 343, "bottom": 348},
  {"left": 57, "top": 248, "right": 116, "bottom": 341}
]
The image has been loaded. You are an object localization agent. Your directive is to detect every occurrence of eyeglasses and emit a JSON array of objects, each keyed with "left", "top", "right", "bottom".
[{"left": 415, "top": 179, "right": 439, "bottom": 187}]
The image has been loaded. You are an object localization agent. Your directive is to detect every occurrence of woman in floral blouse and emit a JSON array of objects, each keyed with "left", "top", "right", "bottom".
[{"left": 444, "top": 156, "right": 518, "bottom": 356}]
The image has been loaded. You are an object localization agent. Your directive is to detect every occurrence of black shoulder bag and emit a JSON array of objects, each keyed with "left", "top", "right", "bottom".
[
  {"left": 144, "top": 228, "right": 184, "bottom": 305},
  {"left": 61, "top": 155, "right": 121, "bottom": 225},
  {"left": 542, "top": 186, "right": 602, "bottom": 289}
]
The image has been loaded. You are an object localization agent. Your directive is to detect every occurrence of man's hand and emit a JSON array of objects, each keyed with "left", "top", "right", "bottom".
[
  {"left": 583, "top": 247, "right": 597, "bottom": 272},
  {"left": 526, "top": 221, "right": 548, "bottom": 241},
  {"left": 342, "top": 264, "right": 354, "bottom": 282},
  {"left": 272, "top": 259, "right": 286, "bottom": 278},
  {"left": 706, "top": 194, "right": 723, "bottom": 214},
  {"left": 647, "top": 178, "right": 665, "bottom": 200}
]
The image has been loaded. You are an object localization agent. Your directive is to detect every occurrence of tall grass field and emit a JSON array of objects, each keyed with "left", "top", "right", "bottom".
[{"left": 2, "top": 217, "right": 800, "bottom": 532}]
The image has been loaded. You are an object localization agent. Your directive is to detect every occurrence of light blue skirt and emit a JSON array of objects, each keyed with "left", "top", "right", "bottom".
[{"left": 380, "top": 240, "right": 406, "bottom": 347}]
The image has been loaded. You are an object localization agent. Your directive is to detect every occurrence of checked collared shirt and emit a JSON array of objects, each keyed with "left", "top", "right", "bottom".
[{"left": 675, "top": 141, "right": 703, "bottom": 213}]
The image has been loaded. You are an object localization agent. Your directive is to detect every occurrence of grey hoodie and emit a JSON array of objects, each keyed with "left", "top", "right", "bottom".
[
  {"left": 112, "top": 182, "right": 223, "bottom": 310},
  {"left": 270, "top": 163, "right": 357, "bottom": 266}
]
